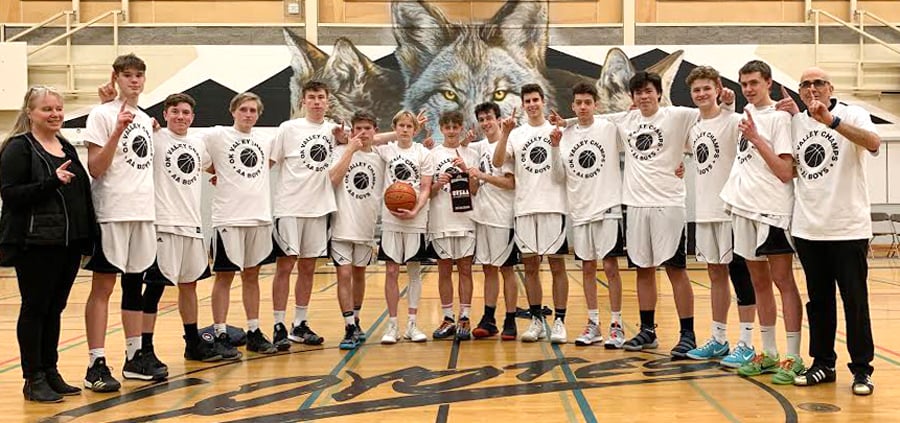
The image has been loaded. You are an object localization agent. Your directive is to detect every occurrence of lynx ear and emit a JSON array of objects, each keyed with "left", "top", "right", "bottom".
[
  {"left": 391, "top": 0, "right": 454, "bottom": 82},
  {"left": 646, "top": 50, "right": 684, "bottom": 106},
  {"left": 597, "top": 48, "right": 634, "bottom": 111},
  {"left": 482, "top": 0, "right": 548, "bottom": 68},
  {"left": 283, "top": 28, "right": 330, "bottom": 117},
  {"left": 325, "top": 38, "right": 377, "bottom": 90}
]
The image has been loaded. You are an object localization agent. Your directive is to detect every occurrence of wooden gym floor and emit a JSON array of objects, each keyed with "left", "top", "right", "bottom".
[{"left": 1, "top": 255, "right": 899, "bottom": 423}]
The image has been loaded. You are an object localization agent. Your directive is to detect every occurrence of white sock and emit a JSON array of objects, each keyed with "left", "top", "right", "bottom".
[
  {"left": 460, "top": 304, "right": 471, "bottom": 320},
  {"left": 610, "top": 311, "right": 622, "bottom": 325},
  {"left": 786, "top": 331, "right": 802, "bottom": 356},
  {"left": 214, "top": 323, "right": 227, "bottom": 336},
  {"left": 408, "top": 313, "right": 417, "bottom": 324},
  {"left": 588, "top": 309, "right": 600, "bottom": 325},
  {"left": 761, "top": 325, "right": 778, "bottom": 357},
  {"left": 125, "top": 337, "right": 141, "bottom": 360},
  {"left": 712, "top": 321, "right": 728, "bottom": 344},
  {"left": 389, "top": 316, "right": 398, "bottom": 326},
  {"left": 344, "top": 315, "right": 355, "bottom": 326},
  {"left": 442, "top": 304, "right": 454, "bottom": 320},
  {"left": 273, "top": 310, "right": 286, "bottom": 325},
  {"left": 353, "top": 309, "right": 360, "bottom": 320},
  {"left": 739, "top": 322, "right": 754, "bottom": 347},
  {"left": 247, "top": 319, "right": 260, "bottom": 332},
  {"left": 293, "top": 305, "right": 308, "bottom": 327},
  {"left": 89, "top": 348, "right": 105, "bottom": 366}
]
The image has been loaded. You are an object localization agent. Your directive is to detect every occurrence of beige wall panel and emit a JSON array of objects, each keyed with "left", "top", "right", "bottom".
[
  {"left": 637, "top": 0, "right": 657, "bottom": 23},
  {"left": 654, "top": 1, "right": 804, "bottom": 23},
  {"left": 548, "top": 2, "right": 598, "bottom": 23},
  {"left": 858, "top": 1, "right": 900, "bottom": 21},
  {"left": 1, "top": 0, "right": 23, "bottom": 22},
  {"left": 146, "top": 1, "right": 299, "bottom": 23},
  {"left": 20, "top": 1, "right": 70, "bottom": 22}
]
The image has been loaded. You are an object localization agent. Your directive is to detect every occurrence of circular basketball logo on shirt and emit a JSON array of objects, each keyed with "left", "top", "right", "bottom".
[
  {"left": 567, "top": 138, "right": 606, "bottom": 179},
  {"left": 298, "top": 134, "right": 333, "bottom": 172},
  {"left": 521, "top": 135, "right": 551, "bottom": 174},
  {"left": 436, "top": 156, "right": 462, "bottom": 193},
  {"left": 164, "top": 142, "right": 202, "bottom": 185},
  {"left": 345, "top": 161, "right": 378, "bottom": 199},
  {"left": 796, "top": 129, "right": 839, "bottom": 180},
  {"left": 692, "top": 131, "right": 721, "bottom": 176},
  {"left": 227, "top": 138, "right": 266, "bottom": 179},
  {"left": 736, "top": 135, "right": 754, "bottom": 165},
  {"left": 626, "top": 124, "right": 664, "bottom": 161},
  {"left": 120, "top": 123, "right": 153, "bottom": 170},
  {"left": 388, "top": 155, "right": 420, "bottom": 188}
]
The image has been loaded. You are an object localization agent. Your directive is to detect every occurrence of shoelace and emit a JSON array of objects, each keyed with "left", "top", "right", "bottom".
[
  {"left": 750, "top": 354, "right": 767, "bottom": 365},
  {"left": 779, "top": 358, "right": 796, "bottom": 371}
]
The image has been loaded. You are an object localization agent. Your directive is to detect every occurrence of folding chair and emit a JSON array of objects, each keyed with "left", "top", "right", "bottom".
[
  {"left": 870, "top": 212, "right": 893, "bottom": 258},
  {"left": 888, "top": 214, "right": 900, "bottom": 258}
]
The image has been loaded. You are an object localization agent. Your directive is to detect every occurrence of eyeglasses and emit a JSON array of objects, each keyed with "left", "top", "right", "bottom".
[{"left": 799, "top": 79, "right": 830, "bottom": 90}]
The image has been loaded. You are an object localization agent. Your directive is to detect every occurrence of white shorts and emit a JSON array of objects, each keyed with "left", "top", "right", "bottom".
[
  {"left": 273, "top": 216, "right": 329, "bottom": 258},
  {"left": 572, "top": 218, "right": 622, "bottom": 261},
  {"left": 378, "top": 231, "right": 427, "bottom": 264},
  {"left": 732, "top": 215, "right": 794, "bottom": 261},
  {"left": 695, "top": 221, "right": 734, "bottom": 264},
  {"left": 211, "top": 225, "right": 275, "bottom": 271},
  {"left": 514, "top": 213, "right": 568, "bottom": 257},
  {"left": 625, "top": 207, "right": 686, "bottom": 268},
  {"left": 475, "top": 224, "right": 517, "bottom": 267},
  {"left": 331, "top": 240, "right": 376, "bottom": 267},
  {"left": 429, "top": 234, "right": 476, "bottom": 260},
  {"left": 145, "top": 232, "right": 211, "bottom": 284},
  {"left": 84, "top": 221, "right": 156, "bottom": 274}
]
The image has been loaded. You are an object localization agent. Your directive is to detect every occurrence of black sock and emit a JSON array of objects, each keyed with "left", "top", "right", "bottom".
[
  {"left": 484, "top": 305, "right": 496, "bottom": 320},
  {"left": 529, "top": 304, "right": 543, "bottom": 320},
  {"left": 679, "top": 317, "right": 694, "bottom": 333},
  {"left": 505, "top": 312, "right": 516, "bottom": 321},
  {"left": 184, "top": 324, "right": 200, "bottom": 344},
  {"left": 554, "top": 308, "right": 566, "bottom": 323},
  {"left": 639, "top": 310, "right": 655, "bottom": 329},
  {"left": 142, "top": 332, "right": 154, "bottom": 350}
]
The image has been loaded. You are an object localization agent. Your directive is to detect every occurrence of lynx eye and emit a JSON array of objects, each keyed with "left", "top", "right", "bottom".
[
  {"left": 442, "top": 90, "right": 458, "bottom": 101},
  {"left": 492, "top": 90, "right": 507, "bottom": 101}
]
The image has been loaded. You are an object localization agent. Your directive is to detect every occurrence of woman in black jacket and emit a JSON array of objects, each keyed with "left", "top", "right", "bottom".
[{"left": 0, "top": 86, "right": 95, "bottom": 403}]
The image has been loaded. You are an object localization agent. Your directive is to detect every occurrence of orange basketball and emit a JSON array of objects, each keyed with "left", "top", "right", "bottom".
[{"left": 384, "top": 182, "right": 417, "bottom": 213}]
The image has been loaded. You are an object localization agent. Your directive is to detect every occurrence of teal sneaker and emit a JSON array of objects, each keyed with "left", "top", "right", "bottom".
[
  {"left": 686, "top": 338, "right": 729, "bottom": 360},
  {"left": 772, "top": 354, "right": 805, "bottom": 385},
  {"left": 339, "top": 324, "right": 360, "bottom": 350},
  {"left": 738, "top": 351, "right": 779, "bottom": 376},
  {"left": 720, "top": 341, "right": 755, "bottom": 368}
]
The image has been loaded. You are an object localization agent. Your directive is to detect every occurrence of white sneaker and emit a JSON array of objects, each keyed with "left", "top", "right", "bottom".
[
  {"left": 381, "top": 321, "right": 400, "bottom": 344},
  {"left": 403, "top": 321, "right": 427, "bottom": 343},
  {"left": 550, "top": 318, "right": 567, "bottom": 344},
  {"left": 520, "top": 317, "right": 546, "bottom": 342},
  {"left": 604, "top": 321, "right": 625, "bottom": 349},
  {"left": 574, "top": 321, "right": 602, "bottom": 346}
]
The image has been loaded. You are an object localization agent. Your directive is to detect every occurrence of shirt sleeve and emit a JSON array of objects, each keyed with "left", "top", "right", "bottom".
[
  {"left": 270, "top": 124, "right": 286, "bottom": 164},
  {"left": 82, "top": 106, "right": 112, "bottom": 148},
  {"left": 771, "top": 112, "right": 794, "bottom": 156}
]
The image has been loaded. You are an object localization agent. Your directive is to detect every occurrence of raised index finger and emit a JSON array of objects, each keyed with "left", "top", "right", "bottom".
[
  {"left": 780, "top": 85, "right": 791, "bottom": 100},
  {"left": 58, "top": 159, "right": 72, "bottom": 170}
]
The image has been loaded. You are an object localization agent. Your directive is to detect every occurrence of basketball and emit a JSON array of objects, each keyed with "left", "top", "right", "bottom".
[{"left": 384, "top": 182, "right": 417, "bottom": 212}]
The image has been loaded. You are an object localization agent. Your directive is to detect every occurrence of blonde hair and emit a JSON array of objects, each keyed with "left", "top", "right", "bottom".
[
  {"left": 1, "top": 85, "right": 64, "bottom": 150},
  {"left": 391, "top": 110, "right": 419, "bottom": 131},
  {"left": 229, "top": 92, "right": 264, "bottom": 115}
]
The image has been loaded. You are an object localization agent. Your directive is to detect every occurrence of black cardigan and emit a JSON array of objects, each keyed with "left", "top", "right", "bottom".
[{"left": 0, "top": 133, "right": 95, "bottom": 265}]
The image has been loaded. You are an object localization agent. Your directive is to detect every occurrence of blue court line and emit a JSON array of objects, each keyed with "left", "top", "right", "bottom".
[{"left": 549, "top": 340, "right": 598, "bottom": 423}]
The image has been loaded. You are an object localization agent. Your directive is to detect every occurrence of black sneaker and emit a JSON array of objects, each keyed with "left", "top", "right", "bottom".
[
  {"left": 45, "top": 371, "right": 81, "bottom": 396},
  {"left": 354, "top": 319, "right": 367, "bottom": 342},
  {"left": 670, "top": 330, "right": 697, "bottom": 358},
  {"left": 501, "top": 315, "right": 517, "bottom": 341},
  {"left": 84, "top": 357, "right": 121, "bottom": 393},
  {"left": 794, "top": 363, "right": 836, "bottom": 386},
  {"left": 123, "top": 350, "right": 168, "bottom": 381},
  {"left": 214, "top": 332, "right": 243, "bottom": 360},
  {"left": 623, "top": 325, "right": 659, "bottom": 351},
  {"left": 184, "top": 337, "right": 223, "bottom": 362},
  {"left": 472, "top": 316, "right": 499, "bottom": 339},
  {"left": 433, "top": 318, "right": 457, "bottom": 339},
  {"left": 852, "top": 372, "right": 874, "bottom": 396},
  {"left": 273, "top": 323, "right": 291, "bottom": 351},
  {"left": 339, "top": 324, "right": 360, "bottom": 350},
  {"left": 289, "top": 321, "right": 325, "bottom": 346},
  {"left": 246, "top": 328, "right": 277, "bottom": 354},
  {"left": 143, "top": 345, "right": 168, "bottom": 372}
]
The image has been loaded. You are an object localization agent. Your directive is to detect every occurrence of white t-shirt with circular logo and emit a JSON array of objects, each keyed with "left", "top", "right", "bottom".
[
  {"left": 374, "top": 141, "right": 434, "bottom": 233},
  {"left": 203, "top": 126, "right": 273, "bottom": 227},
  {"left": 427, "top": 144, "right": 479, "bottom": 236},
  {"left": 153, "top": 128, "right": 211, "bottom": 237},
  {"left": 331, "top": 145, "right": 385, "bottom": 243},
  {"left": 690, "top": 110, "right": 741, "bottom": 223},
  {"left": 470, "top": 139, "right": 515, "bottom": 229},
  {"left": 557, "top": 120, "right": 622, "bottom": 226},
  {"left": 504, "top": 121, "right": 567, "bottom": 216},
  {"left": 270, "top": 117, "right": 338, "bottom": 218}
]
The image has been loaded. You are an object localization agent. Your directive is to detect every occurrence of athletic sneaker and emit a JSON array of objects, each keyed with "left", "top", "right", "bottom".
[
  {"left": 246, "top": 329, "right": 277, "bottom": 354},
  {"left": 794, "top": 363, "right": 836, "bottom": 386},
  {"left": 123, "top": 350, "right": 168, "bottom": 381},
  {"left": 184, "top": 338, "right": 222, "bottom": 362},
  {"left": 604, "top": 322, "right": 625, "bottom": 349},
  {"left": 433, "top": 319, "right": 457, "bottom": 340},
  {"left": 574, "top": 321, "right": 603, "bottom": 346},
  {"left": 214, "top": 332, "right": 243, "bottom": 360},
  {"left": 520, "top": 317, "right": 546, "bottom": 342},
  {"left": 670, "top": 330, "right": 697, "bottom": 358},
  {"left": 404, "top": 321, "right": 427, "bottom": 343},
  {"left": 623, "top": 326, "right": 658, "bottom": 351},
  {"left": 381, "top": 321, "right": 400, "bottom": 344},
  {"left": 83, "top": 357, "right": 121, "bottom": 393},
  {"left": 501, "top": 315, "right": 517, "bottom": 341},
  {"left": 143, "top": 346, "right": 168, "bottom": 372},
  {"left": 686, "top": 338, "right": 729, "bottom": 360},
  {"left": 456, "top": 318, "right": 472, "bottom": 341},
  {"left": 550, "top": 318, "right": 567, "bottom": 344},
  {"left": 472, "top": 316, "right": 499, "bottom": 338},
  {"left": 738, "top": 352, "right": 779, "bottom": 376},
  {"left": 354, "top": 319, "right": 367, "bottom": 342},
  {"left": 852, "top": 372, "right": 874, "bottom": 396},
  {"left": 339, "top": 324, "right": 360, "bottom": 350},
  {"left": 289, "top": 321, "right": 325, "bottom": 346},
  {"left": 772, "top": 354, "right": 806, "bottom": 385},
  {"left": 273, "top": 323, "right": 291, "bottom": 351},
  {"left": 720, "top": 341, "right": 755, "bottom": 368}
]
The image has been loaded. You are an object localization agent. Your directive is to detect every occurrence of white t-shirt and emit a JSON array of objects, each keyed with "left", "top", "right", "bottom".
[
  {"left": 426, "top": 144, "right": 479, "bottom": 235},
  {"left": 504, "top": 121, "right": 567, "bottom": 216},
  {"left": 203, "top": 126, "right": 273, "bottom": 227},
  {"left": 82, "top": 99, "right": 155, "bottom": 222},
  {"left": 614, "top": 106, "right": 696, "bottom": 208},
  {"left": 470, "top": 139, "right": 515, "bottom": 228},
  {"left": 691, "top": 110, "right": 741, "bottom": 222},
  {"left": 720, "top": 104, "right": 794, "bottom": 227},
  {"left": 791, "top": 100, "right": 877, "bottom": 240},
  {"left": 331, "top": 145, "right": 385, "bottom": 243},
  {"left": 556, "top": 120, "right": 622, "bottom": 226},
  {"left": 375, "top": 141, "right": 434, "bottom": 233},
  {"left": 270, "top": 117, "right": 338, "bottom": 218},
  {"left": 153, "top": 129, "right": 211, "bottom": 237}
]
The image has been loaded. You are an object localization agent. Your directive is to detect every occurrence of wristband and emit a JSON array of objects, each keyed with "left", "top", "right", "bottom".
[{"left": 829, "top": 116, "right": 841, "bottom": 130}]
